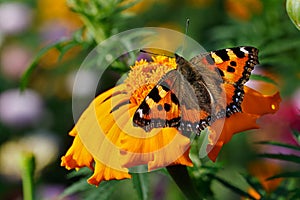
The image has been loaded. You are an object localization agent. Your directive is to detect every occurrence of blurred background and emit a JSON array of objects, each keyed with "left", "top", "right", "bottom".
[{"left": 0, "top": 0, "right": 299, "bottom": 199}]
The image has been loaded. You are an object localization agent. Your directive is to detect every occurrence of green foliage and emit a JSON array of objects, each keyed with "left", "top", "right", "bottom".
[
  {"left": 20, "top": 37, "right": 82, "bottom": 91},
  {"left": 257, "top": 139, "right": 300, "bottom": 181},
  {"left": 60, "top": 168, "right": 118, "bottom": 200},
  {"left": 256, "top": 141, "right": 300, "bottom": 152},
  {"left": 132, "top": 172, "right": 149, "bottom": 200},
  {"left": 67, "top": 0, "right": 140, "bottom": 43}
]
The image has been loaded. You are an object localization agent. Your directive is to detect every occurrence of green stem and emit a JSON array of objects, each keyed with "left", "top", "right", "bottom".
[
  {"left": 167, "top": 165, "right": 203, "bottom": 200},
  {"left": 21, "top": 152, "right": 36, "bottom": 200},
  {"left": 80, "top": 16, "right": 106, "bottom": 44}
]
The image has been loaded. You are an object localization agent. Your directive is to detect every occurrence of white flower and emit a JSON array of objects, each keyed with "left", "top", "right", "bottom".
[
  {"left": 0, "top": 131, "right": 59, "bottom": 180},
  {"left": 0, "top": 2, "right": 32, "bottom": 35}
]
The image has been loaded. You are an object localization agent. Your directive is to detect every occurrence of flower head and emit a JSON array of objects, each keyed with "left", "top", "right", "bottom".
[{"left": 61, "top": 55, "right": 281, "bottom": 186}]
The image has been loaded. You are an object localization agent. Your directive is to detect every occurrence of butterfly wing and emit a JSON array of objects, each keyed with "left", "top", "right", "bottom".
[
  {"left": 190, "top": 46, "right": 259, "bottom": 117},
  {"left": 133, "top": 46, "right": 259, "bottom": 134},
  {"left": 133, "top": 69, "right": 203, "bottom": 134}
]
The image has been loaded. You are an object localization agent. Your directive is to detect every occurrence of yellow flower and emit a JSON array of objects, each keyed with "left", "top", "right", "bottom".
[
  {"left": 37, "top": 0, "right": 82, "bottom": 28},
  {"left": 61, "top": 55, "right": 281, "bottom": 186},
  {"left": 61, "top": 56, "right": 192, "bottom": 186}
]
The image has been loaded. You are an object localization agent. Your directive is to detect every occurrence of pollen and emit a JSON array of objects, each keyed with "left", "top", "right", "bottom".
[{"left": 124, "top": 56, "right": 177, "bottom": 101}]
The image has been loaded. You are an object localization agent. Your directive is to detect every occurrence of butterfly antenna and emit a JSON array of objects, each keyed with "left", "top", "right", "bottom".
[
  {"left": 179, "top": 18, "right": 190, "bottom": 55},
  {"left": 185, "top": 18, "right": 190, "bottom": 36}
]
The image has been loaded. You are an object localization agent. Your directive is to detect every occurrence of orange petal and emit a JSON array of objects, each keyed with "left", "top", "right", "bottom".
[
  {"left": 207, "top": 87, "right": 281, "bottom": 162},
  {"left": 61, "top": 133, "right": 94, "bottom": 170},
  {"left": 87, "top": 158, "right": 131, "bottom": 186},
  {"left": 170, "top": 147, "right": 193, "bottom": 167},
  {"left": 243, "top": 86, "right": 281, "bottom": 115},
  {"left": 246, "top": 188, "right": 261, "bottom": 200},
  {"left": 207, "top": 112, "right": 259, "bottom": 161},
  {"left": 75, "top": 95, "right": 130, "bottom": 173}
]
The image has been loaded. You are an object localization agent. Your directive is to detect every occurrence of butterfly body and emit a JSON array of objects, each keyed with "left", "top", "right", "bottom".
[{"left": 132, "top": 46, "right": 259, "bottom": 135}]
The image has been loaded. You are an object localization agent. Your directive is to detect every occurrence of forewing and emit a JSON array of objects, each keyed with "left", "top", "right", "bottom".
[{"left": 191, "top": 46, "right": 259, "bottom": 117}]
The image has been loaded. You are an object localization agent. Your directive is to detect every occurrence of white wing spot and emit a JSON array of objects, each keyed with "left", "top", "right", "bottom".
[
  {"left": 137, "top": 108, "right": 143, "bottom": 118},
  {"left": 240, "top": 47, "right": 249, "bottom": 54}
]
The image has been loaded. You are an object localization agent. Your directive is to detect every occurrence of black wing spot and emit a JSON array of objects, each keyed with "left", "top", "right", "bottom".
[
  {"left": 227, "top": 66, "right": 235, "bottom": 73},
  {"left": 140, "top": 101, "right": 151, "bottom": 115},
  {"left": 150, "top": 87, "right": 161, "bottom": 103},
  {"left": 216, "top": 68, "right": 225, "bottom": 77},
  {"left": 215, "top": 49, "right": 230, "bottom": 61},
  {"left": 171, "top": 93, "right": 179, "bottom": 105},
  {"left": 230, "top": 61, "right": 237, "bottom": 66},
  {"left": 161, "top": 84, "right": 170, "bottom": 92},
  {"left": 164, "top": 103, "right": 171, "bottom": 112},
  {"left": 232, "top": 47, "right": 245, "bottom": 58}
]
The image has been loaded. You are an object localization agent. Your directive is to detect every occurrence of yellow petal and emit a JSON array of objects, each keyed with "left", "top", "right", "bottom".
[
  {"left": 87, "top": 158, "right": 131, "bottom": 186},
  {"left": 61, "top": 133, "right": 93, "bottom": 170}
]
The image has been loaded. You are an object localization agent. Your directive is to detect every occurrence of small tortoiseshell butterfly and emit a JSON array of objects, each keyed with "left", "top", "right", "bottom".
[{"left": 133, "top": 46, "right": 259, "bottom": 135}]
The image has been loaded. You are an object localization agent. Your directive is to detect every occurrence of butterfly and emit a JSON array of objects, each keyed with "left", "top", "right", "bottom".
[{"left": 132, "top": 46, "right": 259, "bottom": 135}]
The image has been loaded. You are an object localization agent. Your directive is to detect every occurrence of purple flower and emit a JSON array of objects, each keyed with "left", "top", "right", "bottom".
[
  {"left": 0, "top": 45, "right": 32, "bottom": 79},
  {"left": 0, "top": 89, "right": 43, "bottom": 128}
]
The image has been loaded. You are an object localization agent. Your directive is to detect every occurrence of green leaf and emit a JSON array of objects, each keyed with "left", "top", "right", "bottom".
[
  {"left": 19, "top": 36, "right": 84, "bottom": 91},
  {"left": 20, "top": 42, "right": 60, "bottom": 91},
  {"left": 258, "top": 153, "right": 300, "bottom": 164},
  {"left": 116, "top": 0, "right": 142, "bottom": 12},
  {"left": 260, "top": 37, "right": 300, "bottom": 57},
  {"left": 207, "top": 174, "right": 257, "bottom": 199},
  {"left": 250, "top": 74, "right": 278, "bottom": 86},
  {"left": 132, "top": 172, "right": 149, "bottom": 200},
  {"left": 59, "top": 178, "right": 91, "bottom": 199},
  {"left": 292, "top": 130, "right": 300, "bottom": 143},
  {"left": 289, "top": 189, "right": 300, "bottom": 199},
  {"left": 267, "top": 171, "right": 300, "bottom": 180},
  {"left": 57, "top": 40, "right": 80, "bottom": 62},
  {"left": 20, "top": 39, "right": 73, "bottom": 91},
  {"left": 60, "top": 177, "right": 117, "bottom": 200},
  {"left": 83, "top": 181, "right": 117, "bottom": 200},
  {"left": 256, "top": 141, "right": 300, "bottom": 152},
  {"left": 66, "top": 167, "right": 92, "bottom": 179},
  {"left": 243, "top": 174, "right": 265, "bottom": 197}
]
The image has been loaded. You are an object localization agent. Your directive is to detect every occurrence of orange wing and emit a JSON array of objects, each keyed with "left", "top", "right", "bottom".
[
  {"left": 133, "top": 47, "right": 259, "bottom": 135},
  {"left": 191, "top": 46, "right": 259, "bottom": 117},
  {"left": 133, "top": 70, "right": 207, "bottom": 135}
]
